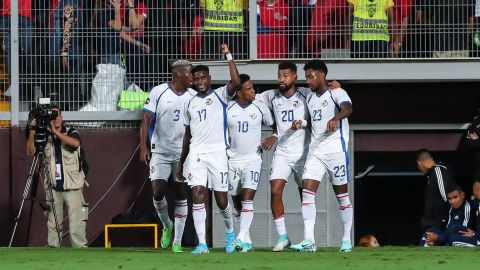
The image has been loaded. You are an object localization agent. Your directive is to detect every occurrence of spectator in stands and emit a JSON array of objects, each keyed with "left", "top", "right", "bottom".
[
  {"left": 257, "top": 0, "right": 290, "bottom": 59},
  {"left": 287, "top": 0, "right": 315, "bottom": 57},
  {"left": 348, "top": 0, "right": 400, "bottom": 58},
  {"left": 201, "top": 0, "right": 249, "bottom": 59},
  {"left": 472, "top": 179, "right": 480, "bottom": 201},
  {"left": 110, "top": 0, "right": 150, "bottom": 90},
  {"left": 178, "top": 1, "right": 203, "bottom": 59},
  {"left": 91, "top": 0, "right": 123, "bottom": 65},
  {"left": 416, "top": 0, "right": 475, "bottom": 58},
  {"left": 49, "top": 0, "right": 87, "bottom": 110},
  {"left": 416, "top": 149, "right": 456, "bottom": 234},
  {"left": 465, "top": 111, "right": 480, "bottom": 183},
  {"left": 306, "top": 0, "right": 350, "bottom": 58},
  {"left": 393, "top": 0, "right": 414, "bottom": 57},
  {"left": 421, "top": 185, "right": 479, "bottom": 247},
  {"left": 0, "top": 0, "right": 36, "bottom": 96},
  {"left": 358, "top": 234, "right": 380, "bottom": 247}
]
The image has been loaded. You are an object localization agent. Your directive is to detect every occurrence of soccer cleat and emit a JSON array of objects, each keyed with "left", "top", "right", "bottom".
[
  {"left": 191, "top": 243, "right": 209, "bottom": 254},
  {"left": 272, "top": 234, "right": 291, "bottom": 252},
  {"left": 172, "top": 242, "right": 183, "bottom": 253},
  {"left": 161, "top": 224, "right": 173, "bottom": 248},
  {"left": 290, "top": 240, "right": 317, "bottom": 252},
  {"left": 225, "top": 230, "right": 236, "bottom": 253},
  {"left": 241, "top": 242, "right": 253, "bottom": 252},
  {"left": 339, "top": 240, "right": 352, "bottom": 252},
  {"left": 234, "top": 239, "right": 244, "bottom": 252}
]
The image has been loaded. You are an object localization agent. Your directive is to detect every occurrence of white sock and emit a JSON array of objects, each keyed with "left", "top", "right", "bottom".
[
  {"left": 233, "top": 207, "right": 241, "bottom": 233},
  {"left": 192, "top": 203, "right": 206, "bottom": 244},
  {"left": 302, "top": 189, "right": 316, "bottom": 242},
  {"left": 220, "top": 202, "right": 234, "bottom": 233},
  {"left": 244, "top": 232, "right": 252, "bottom": 244},
  {"left": 238, "top": 200, "right": 254, "bottom": 241},
  {"left": 274, "top": 216, "right": 287, "bottom": 236},
  {"left": 173, "top": 199, "right": 188, "bottom": 244},
  {"left": 336, "top": 193, "right": 353, "bottom": 242},
  {"left": 153, "top": 197, "right": 172, "bottom": 228}
]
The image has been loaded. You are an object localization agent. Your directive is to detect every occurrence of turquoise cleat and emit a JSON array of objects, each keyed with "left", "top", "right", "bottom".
[
  {"left": 290, "top": 240, "right": 317, "bottom": 252},
  {"left": 340, "top": 240, "right": 352, "bottom": 252},
  {"left": 191, "top": 243, "right": 209, "bottom": 254},
  {"left": 272, "top": 234, "right": 291, "bottom": 252},
  {"left": 225, "top": 230, "right": 236, "bottom": 253},
  {"left": 234, "top": 239, "right": 244, "bottom": 252},
  {"left": 241, "top": 242, "right": 253, "bottom": 252}
]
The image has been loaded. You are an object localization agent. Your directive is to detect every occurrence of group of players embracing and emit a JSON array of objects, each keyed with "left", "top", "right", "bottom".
[{"left": 139, "top": 44, "right": 354, "bottom": 254}]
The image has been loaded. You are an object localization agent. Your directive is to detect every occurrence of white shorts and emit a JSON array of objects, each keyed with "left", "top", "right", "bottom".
[
  {"left": 149, "top": 153, "right": 180, "bottom": 182},
  {"left": 302, "top": 152, "right": 349, "bottom": 185},
  {"left": 269, "top": 153, "right": 306, "bottom": 187},
  {"left": 186, "top": 150, "right": 229, "bottom": 192},
  {"left": 228, "top": 158, "right": 262, "bottom": 196}
]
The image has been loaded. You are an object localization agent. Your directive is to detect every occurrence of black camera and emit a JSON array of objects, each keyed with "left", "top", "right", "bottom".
[{"left": 29, "top": 98, "right": 58, "bottom": 153}]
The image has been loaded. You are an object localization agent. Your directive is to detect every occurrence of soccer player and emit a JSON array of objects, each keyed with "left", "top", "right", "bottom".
[
  {"left": 289, "top": 59, "right": 353, "bottom": 252},
  {"left": 227, "top": 74, "right": 274, "bottom": 252},
  {"left": 255, "top": 62, "right": 311, "bottom": 252},
  {"left": 140, "top": 60, "right": 195, "bottom": 253},
  {"left": 176, "top": 44, "right": 241, "bottom": 254}
]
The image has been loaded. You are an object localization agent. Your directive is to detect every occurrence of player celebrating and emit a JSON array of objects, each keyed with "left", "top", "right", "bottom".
[
  {"left": 176, "top": 44, "right": 241, "bottom": 254},
  {"left": 290, "top": 59, "right": 353, "bottom": 252},
  {"left": 227, "top": 74, "right": 274, "bottom": 252},
  {"left": 140, "top": 60, "right": 195, "bottom": 253},
  {"left": 256, "top": 62, "right": 311, "bottom": 252}
]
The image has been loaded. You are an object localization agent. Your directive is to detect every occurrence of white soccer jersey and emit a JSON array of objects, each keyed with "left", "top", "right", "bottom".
[
  {"left": 227, "top": 100, "right": 274, "bottom": 161},
  {"left": 144, "top": 83, "right": 196, "bottom": 155},
  {"left": 256, "top": 87, "right": 311, "bottom": 157},
  {"left": 184, "top": 86, "right": 234, "bottom": 154},
  {"left": 306, "top": 88, "right": 352, "bottom": 155}
]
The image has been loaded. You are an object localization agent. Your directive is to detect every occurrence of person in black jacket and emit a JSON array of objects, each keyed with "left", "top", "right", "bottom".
[
  {"left": 421, "top": 185, "right": 480, "bottom": 247},
  {"left": 465, "top": 113, "right": 480, "bottom": 186},
  {"left": 416, "top": 149, "right": 456, "bottom": 232}
]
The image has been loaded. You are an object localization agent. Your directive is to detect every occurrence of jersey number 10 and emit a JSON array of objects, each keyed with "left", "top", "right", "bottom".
[{"left": 237, "top": 121, "right": 249, "bottom": 133}]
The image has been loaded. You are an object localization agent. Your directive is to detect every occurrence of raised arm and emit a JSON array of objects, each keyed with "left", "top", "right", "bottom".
[{"left": 221, "top": 44, "right": 241, "bottom": 95}]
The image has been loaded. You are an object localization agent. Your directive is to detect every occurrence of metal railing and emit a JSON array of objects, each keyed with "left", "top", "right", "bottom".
[{"left": 0, "top": 0, "right": 479, "bottom": 127}]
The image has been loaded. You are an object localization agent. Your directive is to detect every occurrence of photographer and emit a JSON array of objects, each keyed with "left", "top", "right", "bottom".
[{"left": 26, "top": 105, "right": 88, "bottom": 248}]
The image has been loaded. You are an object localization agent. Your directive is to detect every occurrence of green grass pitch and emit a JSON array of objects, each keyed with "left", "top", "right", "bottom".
[{"left": 0, "top": 247, "right": 478, "bottom": 270}]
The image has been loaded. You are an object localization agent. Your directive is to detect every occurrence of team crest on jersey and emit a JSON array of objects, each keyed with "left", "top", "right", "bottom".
[
  {"left": 292, "top": 100, "right": 300, "bottom": 108},
  {"left": 205, "top": 97, "right": 213, "bottom": 105},
  {"left": 249, "top": 112, "right": 258, "bottom": 119},
  {"left": 150, "top": 166, "right": 155, "bottom": 174},
  {"left": 321, "top": 100, "right": 328, "bottom": 107},
  {"left": 145, "top": 98, "right": 150, "bottom": 105}
]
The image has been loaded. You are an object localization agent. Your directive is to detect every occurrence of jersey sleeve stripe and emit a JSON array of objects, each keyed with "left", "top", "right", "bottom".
[
  {"left": 213, "top": 91, "right": 228, "bottom": 107},
  {"left": 464, "top": 202, "right": 470, "bottom": 227},
  {"left": 143, "top": 108, "right": 154, "bottom": 114},
  {"left": 434, "top": 167, "right": 447, "bottom": 202},
  {"left": 227, "top": 102, "right": 237, "bottom": 111},
  {"left": 296, "top": 88, "right": 307, "bottom": 99},
  {"left": 252, "top": 103, "right": 265, "bottom": 120}
]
